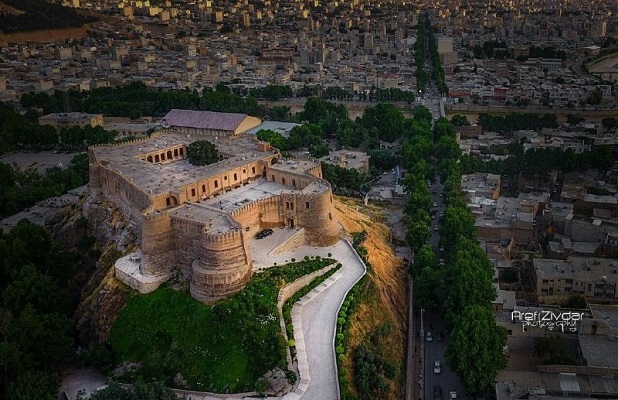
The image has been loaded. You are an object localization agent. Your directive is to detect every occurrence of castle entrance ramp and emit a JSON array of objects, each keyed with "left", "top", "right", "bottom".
[{"left": 249, "top": 227, "right": 304, "bottom": 269}]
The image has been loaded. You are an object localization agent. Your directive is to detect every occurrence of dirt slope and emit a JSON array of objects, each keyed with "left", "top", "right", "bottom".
[{"left": 334, "top": 196, "right": 407, "bottom": 398}]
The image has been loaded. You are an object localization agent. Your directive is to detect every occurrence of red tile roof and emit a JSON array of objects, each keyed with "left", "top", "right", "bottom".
[{"left": 161, "top": 109, "right": 248, "bottom": 131}]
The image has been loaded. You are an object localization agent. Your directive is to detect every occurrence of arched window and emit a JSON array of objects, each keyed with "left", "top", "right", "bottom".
[
  {"left": 167, "top": 150, "right": 172, "bottom": 159},
  {"left": 154, "top": 154, "right": 160, "bottom": 163},
  {"left": 252, "top": 166, "right": 256, "bottom": 174},
  {"left": 147, "top": 155, "right": 153, "bottom": 162}
]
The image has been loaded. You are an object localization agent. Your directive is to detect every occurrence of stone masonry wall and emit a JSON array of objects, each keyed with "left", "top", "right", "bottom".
[
  {"left": 190, "top": 229, "right": 253, "bottom": 303},
  {"left": 296, "top": 188, "right": 340, "bottom": 246},
  {"left": 140, "top": 212, "right": 175, "bottom": 278}
]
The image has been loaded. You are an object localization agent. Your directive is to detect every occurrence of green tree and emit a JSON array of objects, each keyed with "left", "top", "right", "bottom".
[
  {"left": 442, "top": 255, "right": 495, "bottom": 324},
  {"left": 309, "top": 143, "right": 329, "bottom": 158},
  {"left": 186, "top": 140, "right": 220, "bottom": 166},
  {"left": 6, "top": 370, "right": 60, "bottom": 400},
  {"left": 566, "top": 114, "right": 585, "bottom": 125},
  {"left": 414, "top": 266, "right": 440, "bottom": 309},
  {"left": 256, "top": 129, "right": 288, "bottom": 151},
  {"left": 2, "top": 265, "right": 70, "bottom": 316},
  {"left": 433, "top": 118, "right": 456, "bottom": 142},
  {"left": 267, "top": 106, "right": 291, "bottom": 121},
  {"left": 413, "top": 106, "right": 432, "bottom": 125},
  {"left": 360, "top": 103, "right": 405, "bottom": 142},
  {"left": 410, "top": 244, "right": 436, "bottom": 277},
  {"left": 405, "top": 222, "right": 431, "bottom": 252},
  {"left": 450, "top": 115, "right": 470, "bottom": 126},
  {"left": 445, "top": 305, "right": 507, "bottom": 394},
  {"left": 368, "top": 150, "right": 397, "bottom": 171}
]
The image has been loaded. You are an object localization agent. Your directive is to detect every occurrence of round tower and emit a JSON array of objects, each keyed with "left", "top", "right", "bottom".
[{"left": 190, "top": 229, "right": 252, "bottom": 303}]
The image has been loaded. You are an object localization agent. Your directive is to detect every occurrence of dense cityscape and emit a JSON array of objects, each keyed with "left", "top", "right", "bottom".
[{"left": 0, "top": 0, "right": 617, "bottom": 399}]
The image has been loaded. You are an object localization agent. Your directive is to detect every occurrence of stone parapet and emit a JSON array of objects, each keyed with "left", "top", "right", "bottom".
[
  {"left": 115, "top": 252, "right": 169, "bottom": 294},
  {"left": 270, "top": 228, "right": 306, "bottom": 256}
]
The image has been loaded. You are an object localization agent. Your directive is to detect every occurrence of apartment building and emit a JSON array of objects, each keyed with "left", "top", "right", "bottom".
[{"left": 533, "top": 257, "right": 618, "bottom": 301}]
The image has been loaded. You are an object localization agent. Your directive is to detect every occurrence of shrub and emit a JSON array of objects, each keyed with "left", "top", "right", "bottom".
[{"left": 187, "top": 140, "right": 219, "bottom": 166}]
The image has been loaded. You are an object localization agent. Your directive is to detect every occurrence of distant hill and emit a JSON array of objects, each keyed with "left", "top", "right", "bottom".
[{"left": 0, "top": 0, "right": 97, "bottom": 33}]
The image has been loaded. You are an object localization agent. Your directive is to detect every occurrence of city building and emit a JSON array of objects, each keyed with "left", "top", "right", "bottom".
[
  {"left": 39, "top": 112, "right": 105, "bottom": 130},
  {"left": 320, "top": 150, "right": 371, "bottom": 173},
  {"left": 532, "top": 257, "right": 618, "bottom": 301}
]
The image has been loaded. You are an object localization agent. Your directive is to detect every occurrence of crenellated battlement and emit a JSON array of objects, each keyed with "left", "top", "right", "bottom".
[{"left": 203, "top": 229, "right": 243, "bottom": 243}]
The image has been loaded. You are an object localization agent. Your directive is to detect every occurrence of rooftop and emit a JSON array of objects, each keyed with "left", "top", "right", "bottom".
[
  {"left": 91, "top": 132, "right": 278, "bottom": 199},
  {"left": 578, "top": 334, "right": 618, "bottom": 368},
  {"left": 245, "top": 121, "right": 300, "bottom": 138},
  {"left": 495, "top": 371, "right": 618, "bottom": 400},
  {"left": 200, "top": 179, "right": 291, "bottom": 213},
  {"left": 169, "top": 202, "right": 237, "bottom": 233}
]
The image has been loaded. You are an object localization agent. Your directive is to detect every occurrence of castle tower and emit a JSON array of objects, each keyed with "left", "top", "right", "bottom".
[{"left": 190, "top": 229, "right": 253, "bottom": 303}]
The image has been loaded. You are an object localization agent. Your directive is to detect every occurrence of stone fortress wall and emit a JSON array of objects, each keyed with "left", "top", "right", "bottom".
[{"left": 88, "top": 114, "right": 340, "bottom": 303}]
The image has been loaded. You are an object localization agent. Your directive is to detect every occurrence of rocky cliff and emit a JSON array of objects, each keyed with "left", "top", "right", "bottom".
[{"left": 47, "top": 192, "right": 140, "bottom": 344}]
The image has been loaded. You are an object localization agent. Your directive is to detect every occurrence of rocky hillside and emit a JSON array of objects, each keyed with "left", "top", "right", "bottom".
[{"left": 46, "top": 193, "right": 139, "bottom": 344}]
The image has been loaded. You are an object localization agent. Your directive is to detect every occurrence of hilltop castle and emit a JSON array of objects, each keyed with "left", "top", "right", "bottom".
[{"left": 87, "top": 109, "right": 340, "bottom": 303}]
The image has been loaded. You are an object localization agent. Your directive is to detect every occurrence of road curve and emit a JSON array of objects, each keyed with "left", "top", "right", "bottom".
[{"left": 283, "top": 240, "right": 367, "bottom": 400}]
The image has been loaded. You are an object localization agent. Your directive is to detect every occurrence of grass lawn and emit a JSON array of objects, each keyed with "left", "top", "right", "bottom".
[{"left": 109, "top": 257, "right": 334, "bottom": 393}]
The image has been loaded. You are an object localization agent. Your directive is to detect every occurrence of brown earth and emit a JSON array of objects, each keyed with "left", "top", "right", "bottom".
[
  {"left": 334, "top": 196, "right": 407, "bottom": 399},
  {"left": 0, "top": 26, "right": 90, "bottom": 45}
]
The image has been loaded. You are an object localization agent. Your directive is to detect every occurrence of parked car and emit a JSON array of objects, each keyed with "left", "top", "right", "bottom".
[
  {"left": 426, "top": 331, "right": 433, "bottom": 342},
  {"left": 255, "top": 229, "right": 274, "bottom": 239},
  {"left": 433, "top": 360, "right": 441, "bottom": 374},
  {"left": 434, "top": 225, "right": 439, "bottom": 231},
  {"left": 449, "top": 391, "right": 458, "bottom": 400}
]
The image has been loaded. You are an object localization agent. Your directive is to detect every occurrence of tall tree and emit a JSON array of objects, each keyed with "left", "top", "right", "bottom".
[{"left": 445, "top": 305, "right": 507, "bottom": 394}]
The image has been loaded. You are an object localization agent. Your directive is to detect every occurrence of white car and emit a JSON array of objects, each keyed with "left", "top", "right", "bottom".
[
  {"left": 449, "top": 391, "right": 458, "bottom": 400},
  {"left": 433, "top": 360, "right": 441, "bottom": 374},
  {"left": 426, "top": 331, "right": 433, "bottom": 342}
]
